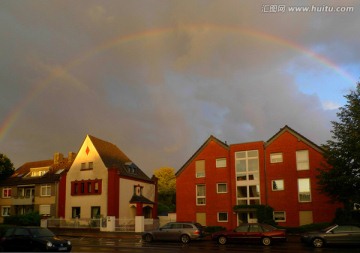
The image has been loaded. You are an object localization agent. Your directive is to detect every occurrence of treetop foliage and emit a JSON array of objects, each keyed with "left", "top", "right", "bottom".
[
  {"left": 318, "top": 83, "right": 360, "bottom": 207},
  {"left": 0, "top": 153, "right": 15, "bottom": 181},
  {"left": 154, "top": 167, "right": 176, "bottom": 194}
]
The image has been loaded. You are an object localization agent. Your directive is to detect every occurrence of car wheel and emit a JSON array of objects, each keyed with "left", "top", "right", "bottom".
[
  {"left": 180, "top": 234, "right": 190, "bottom": 244},
  {"left": 218, "top": 236, "right": 227, "bottom": 245},
  {"left": 261, "top": 237, "right": 272, "bottom": 246},
  {"left": 143, "top": 233, "right": 153, "bottom": 243},
  {"left": 312, "top": 238, "right": 324, "bottom": 248}
]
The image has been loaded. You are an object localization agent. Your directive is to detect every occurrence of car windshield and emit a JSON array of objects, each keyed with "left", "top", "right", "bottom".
[
  {"left": 260, "top": 224, "right": 277, "bottom": 232},
  {"left": 29, "top": 228, "right": 55, "bottom": 237},
  {"left": 322, "top": 225, "right": 337, "bottom": 233}
]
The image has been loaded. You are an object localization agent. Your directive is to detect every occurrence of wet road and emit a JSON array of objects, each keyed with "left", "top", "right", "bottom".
[{"left": 64, "top": 236, "right": 360, "bottom": 253}]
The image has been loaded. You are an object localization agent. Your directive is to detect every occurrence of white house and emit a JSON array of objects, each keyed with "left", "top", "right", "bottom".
[{"left": 65, "top": 135, "right": 157, "bottom": 220}]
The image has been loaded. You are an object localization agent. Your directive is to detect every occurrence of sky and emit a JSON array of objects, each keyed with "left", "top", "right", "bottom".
[{"left": 1, "top": 0, "right": 359, "bottom": 176}]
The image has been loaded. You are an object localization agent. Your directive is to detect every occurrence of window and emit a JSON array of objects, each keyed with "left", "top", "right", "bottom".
[
  {"left": 217, "top": 183, "right": 227, "bottom": 193},
  {"left": 196, "top": 185, "right": 206, "bottom": 205},
  {"left": 91, "top": 206, "right": 101, "bottom": 218},
  {"left": 195, "top": 160, "right": 205, "bottom": 178},
  {"left": 272, "top": 180, "right": 284, "bottom": 191},
  {"left": 235, "top": 150, "right": 260, "bottom": 205},
  {"left": 39, "top": 205, "right": 51, "bottom": 216},
  {"left": 40, "top": 185, "right": 51, "bottom": 196},
  {"left": 298, "top": 178, "right": 311, "bottom": 202},
  {"left": 81, "top": 162, "right": 93, "bottom": 170},
  {"left": 72, "top": 207, "right": 81, "bottom": 218},
  {"left": 270, "top": 153, "right": 283, "bottom": 163},
  {"left": 2, "top": 188, "right": 11, "bottom": 198},
  {"left": 296, "top": 150, "right": 309, "bottom": 170},
  {"left": 273, "top": 211, "right": 286, "bottom": 222},
  {"left": 71, "top": 180, "right": 102, "bottom": 195},
  {"left": 218, "top": 212, "right": 228, "bottom": 222},
  {"left": 237, "top": 185, "right": 260, "bottom": 205},
  {"left": 299, "top": 211, "right": 313, "bottom": 225},
  {"left": 216, "top": 158, "right": 227, "bottom": 168},
  {"left": 2, "top": 206, "right": 10, "bottom": 216}
]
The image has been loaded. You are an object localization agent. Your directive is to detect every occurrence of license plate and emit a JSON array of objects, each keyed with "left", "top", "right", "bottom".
[{"left": 58, "top": 247, "right": 67, "bottom": 251}]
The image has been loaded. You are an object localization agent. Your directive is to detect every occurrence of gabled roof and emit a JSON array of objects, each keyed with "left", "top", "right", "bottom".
[
  {"left": 88, "top": 135, "right": 152, "bottom": 182},
  {"left": 265, "top": 125, "right": 324, "bottom": 153},
  {"left": 0, "top": 157, "right": 72, "bottom": 186},
  {"left": 176, "top": 135, "right": 229, "bottom": 177},
  {"left": 129, "top": 194, "right": 154, "bottom": 204}
]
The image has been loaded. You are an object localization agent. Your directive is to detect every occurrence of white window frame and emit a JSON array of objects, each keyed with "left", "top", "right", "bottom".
[
  {"left": 195, "top": 160, "right": 205, "bottom": 178},
  {"left": 196, "top": 185, "right": 206, "bottom": 206},
  {"left": 217, "top": 183, "right": 227, "bottom": 193},
  {"left": 298, "top": 178, "right": 311, "bottom": 202},
  {"left": 273, "top": 211, "right": 286, "bottom": 222},
  {"left": 1, "top": 206, "right": 10, "bottom": 216},
  {"left": 2, "top": 187, "right": 11, "bottom": 198},
  {"left": 40, "top": 185, "right": 51, "bottom": 197},
  {"left": 217, "top": 212, "right": 228, "bottom": 222},
  {"left": 216, "top": 158, "right": 227, "bottom": 168},
  {"left": 272, "top": 180, "right": 284, "bottom": 191},
  {"left": 296, "top": 150, "right": 309, "bottom": 170},
  {"left": 270, "top": 153, "right": 283, "bottom": 163}
]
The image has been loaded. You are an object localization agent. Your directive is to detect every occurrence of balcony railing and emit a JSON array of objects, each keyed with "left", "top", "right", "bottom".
[
  {"left": 12, "top": 195, "right": 34, "bottom": 205},
  {"left": 299, "top": 192, "right": 311, "bottom": 202}
]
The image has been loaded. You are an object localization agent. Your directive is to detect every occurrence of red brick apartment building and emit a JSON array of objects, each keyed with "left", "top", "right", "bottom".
[{"left": 176, "top": 125, "right": 342, "bottom": 229}]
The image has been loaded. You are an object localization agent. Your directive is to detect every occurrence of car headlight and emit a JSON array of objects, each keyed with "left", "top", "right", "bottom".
[
  {"left": 46, "top": 241, "right": 53, "bottom": 247},
  {"left": 67, "top": 240, "right": 72, "bottom": 245}
]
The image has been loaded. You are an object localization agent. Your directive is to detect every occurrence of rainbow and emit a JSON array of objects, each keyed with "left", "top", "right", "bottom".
[{"left": 0, "top": 24, "right": 356, "bottom": 143}]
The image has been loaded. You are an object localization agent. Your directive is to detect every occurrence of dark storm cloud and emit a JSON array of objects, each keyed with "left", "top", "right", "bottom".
[{"left": 0, "top": 1, "right": 359, "bottom": 174}]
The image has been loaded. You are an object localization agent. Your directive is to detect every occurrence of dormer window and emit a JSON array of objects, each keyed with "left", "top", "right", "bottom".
[{"left": 29, "top": 167, "right": 49, "bottom": 177}]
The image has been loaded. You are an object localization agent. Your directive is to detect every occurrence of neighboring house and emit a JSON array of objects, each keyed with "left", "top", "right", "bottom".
[
  {"left": 65, "top": 135, "right": 158, "bottom": 220},
  {"left": 176, "top": 125, "right": 342, "bottom": 228},
  {"left": 0, "top": 153, "right": 74, "bottom": 223}
]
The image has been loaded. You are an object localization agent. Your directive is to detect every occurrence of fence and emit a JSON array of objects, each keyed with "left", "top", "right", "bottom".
[{"left": 46, "top": 217, "right": 159, "bottom": 232}]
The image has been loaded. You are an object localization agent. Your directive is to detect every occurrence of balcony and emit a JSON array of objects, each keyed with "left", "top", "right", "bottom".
[{"left": 12, "top": 196, "right": 34, "bottom": 205}]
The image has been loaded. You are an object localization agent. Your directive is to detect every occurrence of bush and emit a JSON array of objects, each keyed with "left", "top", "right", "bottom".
[
  {"left": 204, "top": 226, "right": 226, "bottom": 233},
  {"left": 3, "top": 212, "right": 41, "bottom": 226},
  {"left": 278, "top": 222, "right": 331, "bottom": 234}
]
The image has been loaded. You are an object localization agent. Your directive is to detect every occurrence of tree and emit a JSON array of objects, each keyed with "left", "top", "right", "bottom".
[
  {"left": 0, "top": 154, "right": 15, "bottom": 181},
  {"left": 318, "top": 83, "right": 360, "bottom": 209},
  {"left": 154, "top": 167, "right": 176, "bottom": 213},
  {"left": 154, "top": 167, "right": 176, "bottom": 194}
]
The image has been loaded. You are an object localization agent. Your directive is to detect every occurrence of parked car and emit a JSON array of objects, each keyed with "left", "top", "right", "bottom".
[
  {"left": 0, "top": 226, "right": 72, "bottom": 252},
  {"left": 142, "top": 222, "right": 205, "bottom": 243},
  {"left": 212, "top": 223, "right": 287, "bottom": 246},
  {"left": 300, "top": 224, "right": 360, "bottom": 248}
]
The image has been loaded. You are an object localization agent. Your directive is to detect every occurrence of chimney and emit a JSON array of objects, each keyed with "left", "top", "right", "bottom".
[
  {"left": 68, "top": 152, "right": 76, "bottom": 162},
  {"left": 54, "top": 152, "right": 64, "bottom": 164}
]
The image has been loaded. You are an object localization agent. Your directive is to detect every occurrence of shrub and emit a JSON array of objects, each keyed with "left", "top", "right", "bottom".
[
  {"left": 3, "top": 212, "right": 41, "bottom": 226},
  {"left": 204, "top": 226, "right": 226, "bottom": 233}
]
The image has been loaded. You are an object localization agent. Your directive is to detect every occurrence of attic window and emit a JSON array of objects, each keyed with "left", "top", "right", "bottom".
[
  {"left": 125, "top": 162, "right": 137, "bottom": 174},
  {"left": 128, "top": 167, "right": 136, "bottom": 174},
  {"left": 29, "top": 167, "right": 49, "bottom": 177}
]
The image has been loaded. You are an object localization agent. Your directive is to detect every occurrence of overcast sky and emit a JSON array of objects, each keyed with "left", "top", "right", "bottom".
[{"left": 1, "top": 0, "right": 359, "bottom": 176}]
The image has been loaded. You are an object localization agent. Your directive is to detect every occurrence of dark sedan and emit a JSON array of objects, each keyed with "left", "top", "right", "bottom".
[
  {"left": 212, "top": 223, "right": 287, "bottom": 246},
  {"left": 301, "top": 224, "right": 360, "bottom": 248},
  {"left": 0, "top": 226, "right": 72, "bottom": 252}
]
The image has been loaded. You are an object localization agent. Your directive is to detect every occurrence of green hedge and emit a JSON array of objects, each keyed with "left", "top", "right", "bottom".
[{"left": 3, "top": 212, "right": 41, "bottom": 226}]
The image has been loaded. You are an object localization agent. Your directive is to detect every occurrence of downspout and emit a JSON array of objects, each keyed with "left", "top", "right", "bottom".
[{"left": 263, "top": 142, "right": 268, "bottom": 206}]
